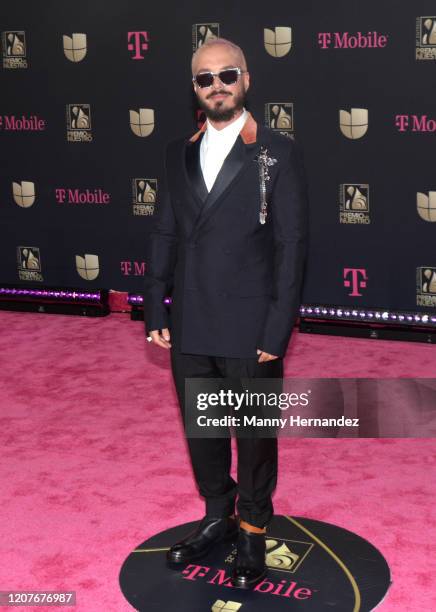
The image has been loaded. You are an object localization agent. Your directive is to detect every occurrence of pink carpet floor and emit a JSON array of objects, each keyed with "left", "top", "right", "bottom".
[{"left": 0, "top": 309, "right": 435, "bottom": 611}]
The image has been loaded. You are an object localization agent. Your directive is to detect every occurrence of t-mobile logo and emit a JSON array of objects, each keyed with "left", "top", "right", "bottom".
[
  {"left": 343, "top": 268, "right": 368, "bottom": 296},
  {"left": 127, "top": 32, "right": 149, "bottom": 59}
]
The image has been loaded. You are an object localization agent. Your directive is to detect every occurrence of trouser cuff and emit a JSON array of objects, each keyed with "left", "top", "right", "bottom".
[
  {"left": 205, "top": 495, "right": 236, "bottom": 518},
  {"left": 237, "top": 510, "right": 273, "bottom": 529}
]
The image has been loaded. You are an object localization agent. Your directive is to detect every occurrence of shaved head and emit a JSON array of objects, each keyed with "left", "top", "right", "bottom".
[{"left": 191, "top": 37, "right": 248, "bottom": 75}]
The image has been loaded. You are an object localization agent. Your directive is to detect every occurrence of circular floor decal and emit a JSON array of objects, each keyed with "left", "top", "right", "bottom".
[{"left": 119, "top": 514, "right": 391, "bottom": 611}]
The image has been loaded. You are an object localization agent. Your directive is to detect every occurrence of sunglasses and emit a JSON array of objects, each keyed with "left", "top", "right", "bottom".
[{"left": 192, "top": 67, "right": 246, "bottom": 88}]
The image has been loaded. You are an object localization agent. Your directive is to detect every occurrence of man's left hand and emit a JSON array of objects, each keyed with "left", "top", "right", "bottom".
[{"left": 257, "top": 349, "right": 279, "bottom": 362}]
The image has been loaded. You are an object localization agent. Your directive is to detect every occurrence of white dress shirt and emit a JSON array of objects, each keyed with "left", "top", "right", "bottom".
[{"left": 200, "top": 108, "right": 248, "bottom": 192}]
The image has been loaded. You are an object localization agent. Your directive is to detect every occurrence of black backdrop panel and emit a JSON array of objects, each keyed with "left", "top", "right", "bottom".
[{"left": 1, "top": 1, "right": 435, "bottom": 313}]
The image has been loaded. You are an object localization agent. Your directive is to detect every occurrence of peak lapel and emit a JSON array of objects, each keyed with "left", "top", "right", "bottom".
[
  {"left": 184, "top": 133, "right": 208, "bottom": 206},
  {"left": 187, "top": 111, "right": 261, "bottom": 236}
]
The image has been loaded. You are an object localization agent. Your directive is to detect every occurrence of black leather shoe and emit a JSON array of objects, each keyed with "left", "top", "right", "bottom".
[
  {"left": 166, "top": 516, "right": 238, "bottom": 565},
  {"left": 232, "top": 526, "right": 267, "bottom": 588}
]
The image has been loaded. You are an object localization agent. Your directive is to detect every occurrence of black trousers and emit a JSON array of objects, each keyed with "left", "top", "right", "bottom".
[{"left": 170, "top": 347, "right": 283, "bottom": 529}]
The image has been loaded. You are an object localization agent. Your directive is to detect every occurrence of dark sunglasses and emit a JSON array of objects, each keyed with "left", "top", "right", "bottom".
[{"left": 192, "top": 67, "right": 246, "bottom": 88}]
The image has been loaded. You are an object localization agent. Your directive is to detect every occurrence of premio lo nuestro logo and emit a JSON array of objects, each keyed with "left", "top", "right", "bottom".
[
  {"left": 264, "top": 27, "right": 292, "bottom": 57},
  {"left": 132, "top": 178, "right": 157, "bottom": 216},
  {"left": 339, "top": 183, "right": 370, "bottom": 224},
  {"left": 416, "top": 17, "right": 436, "bottom": 60},
  {"left": 222, "top": 536, "right": 313, "bottom": 575},
  {"left": 417, "top": 191, "right": 436, "bottom": 222},
  {"left": 66, "top": 104, "right": 92, "bottom": 142},
  {"left": 17, "top": 246, "right": 43, "bottom": 281},
  {"left": 339, "top": 108, "right": 368, "bottom": 139},
  {"left": 2, "top": 31, "right": 27, "bottom": 68},
  {"left": 417, "top": 267, "right": 436, "bottom": 307},
  {"left": 192, "top": 23, "right": 220, "bottom": 51},
  {"left": 129, "top": 108, "right": 154, "bottom": 137},
  {"left": 265, "top": 537, "right": 313, "bottom": 573},
  {"left": 63, "top": 33, "right": 87, "bottom": 62},
  {"left": 265, "top": 103, "right": 293, "bottom": 137},
  {"left": 12, "top": 181, "right": 36, "bottom": 208}
]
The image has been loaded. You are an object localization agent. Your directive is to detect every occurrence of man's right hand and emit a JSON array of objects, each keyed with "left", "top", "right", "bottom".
[{"left": 149, "top": 328, "right": 171, "bottom": 349}]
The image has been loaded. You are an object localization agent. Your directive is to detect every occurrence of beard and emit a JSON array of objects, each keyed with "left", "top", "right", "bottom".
[{"left": 198, "top": 87, "right": 247, "bottom": 122}]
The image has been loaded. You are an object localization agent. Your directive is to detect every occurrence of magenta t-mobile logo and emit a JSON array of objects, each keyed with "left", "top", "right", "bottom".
[
  {"left": 127, "top": 32, "right": 149, "bottom": 59},
  {"left": 343, "top": 268, "right": 368, "bottom": 296}
]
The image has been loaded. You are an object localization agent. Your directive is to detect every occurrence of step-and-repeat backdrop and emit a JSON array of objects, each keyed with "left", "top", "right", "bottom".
[{"left": 1, "top": 1, "right": 435, "bottom": 312}]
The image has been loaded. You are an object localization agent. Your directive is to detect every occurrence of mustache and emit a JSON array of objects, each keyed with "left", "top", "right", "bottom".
[{"left": 207, "top": 91, "right": 232, "bottom": 99}]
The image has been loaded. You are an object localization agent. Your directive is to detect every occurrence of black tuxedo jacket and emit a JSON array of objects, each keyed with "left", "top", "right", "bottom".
[{"left": 143, "top": 111, "right": 309, "bottom": 358}]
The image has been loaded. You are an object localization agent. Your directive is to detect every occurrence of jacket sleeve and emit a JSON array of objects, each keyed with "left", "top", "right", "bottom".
[
  {"left": 256, "top": 137, "right": 309, "bottom": 357},
  {"left": 143, "top": 145, "right": 178, "bottom": 334}
]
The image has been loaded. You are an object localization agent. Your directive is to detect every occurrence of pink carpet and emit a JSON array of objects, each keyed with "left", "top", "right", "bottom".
[{"left": 0, "top": 310, "right": 435, "bottom": 611}]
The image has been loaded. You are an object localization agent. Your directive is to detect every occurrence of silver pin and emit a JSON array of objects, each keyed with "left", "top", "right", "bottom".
[{"left": 254, "top": 147, "right": 277, "bottom": 224}]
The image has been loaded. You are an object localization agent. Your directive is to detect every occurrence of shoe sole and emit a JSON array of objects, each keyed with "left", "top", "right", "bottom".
[
  {"left": 232, "top": 568, "right": 267, "bottom": 589},
  {"left": 166, "top": 527, "right": 239, "bottom": 565}
]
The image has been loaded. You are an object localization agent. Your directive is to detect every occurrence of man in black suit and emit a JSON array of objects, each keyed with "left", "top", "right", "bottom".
[{"left": 143, "top": 37, "right": 308, "bottom": 588}]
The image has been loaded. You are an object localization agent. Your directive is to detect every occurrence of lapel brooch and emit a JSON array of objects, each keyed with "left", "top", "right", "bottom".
[{"left": 254, "top": 146, "right": 277, "bottom": 224}]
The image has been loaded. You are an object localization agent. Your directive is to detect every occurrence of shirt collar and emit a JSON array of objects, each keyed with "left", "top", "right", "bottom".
[
  {"left": 204, "top": 108, "right": 248, "bottom": 147},
  {"left": 189, "top": 108, "right": 257, "bottom": 145}
]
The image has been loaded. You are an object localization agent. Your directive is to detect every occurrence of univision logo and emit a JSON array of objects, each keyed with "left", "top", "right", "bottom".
[
  {"left": 63, "top": 33, "right": 87, "bottom": 62},
  {"left": 264, "top": 27, "right": 292, "bottom": 57},
  {"left": 76, "top": 254, "right": 99, "bottom": 280},
  {"left": 339, "top": 108, "right": 368, "bottom": 139},
  {"left": 211, "top": 600, "right": 241, "bottom": 611},
  {"left": 12, "top": 181, "right": 35, "bottom": 207},
  {"left": 417, "top": 191, "right": 436, "bottom": 221},
  {"left": 129, "top": 108, "right": 154, "bottom": 137}
]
